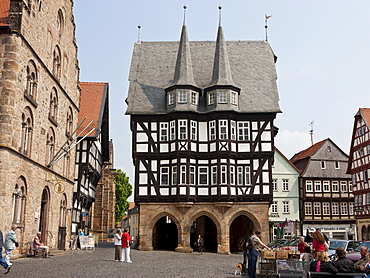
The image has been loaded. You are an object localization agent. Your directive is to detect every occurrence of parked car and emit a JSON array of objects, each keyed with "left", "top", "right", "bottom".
[
  {"left": 268, "top": 239, "right": 288, "bottom": 249},
  {"left": 279, "top": 236, "right": 301, "bottom": 251},
  {"left": 327, "top": 240, "right": 362, "bottom": 256},
  {"left": 346, "top": 241, "right": 370, "bottom": 262}
]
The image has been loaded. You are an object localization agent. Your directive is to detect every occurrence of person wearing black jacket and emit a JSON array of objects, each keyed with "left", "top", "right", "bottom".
[
  {"left": 310, "top": 251, "right": 338, "bottom": 274},
  {"left": 333, "top": 247, "right": 354, "bottom": 273}
]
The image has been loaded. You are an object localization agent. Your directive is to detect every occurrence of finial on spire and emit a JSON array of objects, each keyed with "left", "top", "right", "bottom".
[
  {"left": 218, "top": 5, "right": 222, "bottom": 26},
  {"left": 137, "top": 24, "right": 141, "bottom": 42},
  {"left": 183, "top": 5, "right": 187, "bottom": 25},
  {"left": 264, "top": 14, "right": 272, "bottom": 41}
]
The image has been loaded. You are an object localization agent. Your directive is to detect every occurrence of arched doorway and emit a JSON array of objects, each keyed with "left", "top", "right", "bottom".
[
  {"left": 152, "top": 216, "right": 178, "bottom": 250},
  {"left": 190, "top": 216, "right": 217, "bottom": 253},
  {"left": 229, "top": 215, "right": 254, "bottom": 252},
  {"left": 39, "top": 187, "right": 50, "bottom": 244}
]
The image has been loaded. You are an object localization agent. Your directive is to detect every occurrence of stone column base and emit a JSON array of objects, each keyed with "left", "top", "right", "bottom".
[
  {"left": 139, "top": 246, "right": 153, "bottom": 251},
  {"left": 175, "top": 246, "right": 193, "bottom": 253}
]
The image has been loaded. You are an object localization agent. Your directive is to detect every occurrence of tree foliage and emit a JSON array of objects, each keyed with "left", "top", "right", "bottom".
[{"left": 115, "top": 169, "right": 133, "bottom": 225}]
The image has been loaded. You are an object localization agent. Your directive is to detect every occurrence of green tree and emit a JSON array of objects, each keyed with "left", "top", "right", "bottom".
[{"left": 115, "top": 169, "right": 133, "bottom": 225}]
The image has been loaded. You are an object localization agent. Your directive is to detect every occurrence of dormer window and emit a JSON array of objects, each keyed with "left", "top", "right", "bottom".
[
  {"left": 168, "top": 92, "right": 174, "bottom": 105},
  {"left": 190, "top": 91, "right": 198, "bottom": 105},
  {"left": 178, "top": 91, "right": 187, "bottom": 103},
  {"left": 231, "top": 92, "right": 238, "bottom": 105},
  {"left": 321, "top": 161, "right": 326, "bottom": 169},
  {"left": 208, "top": 92, "right": 215, "bottom": 105},
  {"left": 218, "top": 91, "right": 227, "bottom": 103}
]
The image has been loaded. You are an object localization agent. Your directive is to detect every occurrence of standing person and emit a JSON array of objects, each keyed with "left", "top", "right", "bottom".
[
  {"left": 121, "top": 228, "right": 132, "bottom": 263},
  {"left": 195, "top": 235, "right": 204, "bottom": 255},
  {"left": 33, "top": 232, "right": 50, "bottom": 257},
  {"left": 311, "top": 230, "right": 325, "bottom": 257},
  {"left": 4, "top": 225, "right": 18, "bottom": 267},
  {"left": 316, "top": 228, "right": 330, "bottom": 251},
  {"left": 333, "top": 247, "right": 354, "bottom": 273},
  {"left": 241, "top": 236, "right": 251, "bottom": 276},
  {"left": 248, "top": 230, "right": 271, "bottom": 278},
  {"left": 114, "top": 229, "right": 122, "bottom": 261},
  {"left": 298, "top": 236, "right": 310, "bottom": 261},
  {"left": 0, "top": 230, "right": 11, "bottom": 274}
]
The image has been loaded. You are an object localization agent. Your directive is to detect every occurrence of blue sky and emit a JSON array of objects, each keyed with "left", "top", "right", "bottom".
[{"left": 73, "top": 1, "right": 370, "bottom": 194}]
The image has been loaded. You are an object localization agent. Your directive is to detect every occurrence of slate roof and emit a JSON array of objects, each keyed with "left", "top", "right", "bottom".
[
  {"left": 78, "top": 82, "right": 108, "bottom": 137},
  {"left": 0, "top": 0, "right": 9, "bottom": 26},
  {"left": 126, "top": 38, "right": 281, "bottom": 115}
]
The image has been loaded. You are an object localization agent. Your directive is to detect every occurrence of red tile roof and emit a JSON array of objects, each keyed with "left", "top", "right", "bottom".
[
  {"left": 0, "top": 0, "right": 10, "bottom": 26},
  {"left": 78, "top": 82, "right": 107, "bottom": 137},
  {"left": 290, "top": 139, "right": 328, "bottom": 163},
  {"left": 360, "top": 108, "right": 370, "bottom": 127}
]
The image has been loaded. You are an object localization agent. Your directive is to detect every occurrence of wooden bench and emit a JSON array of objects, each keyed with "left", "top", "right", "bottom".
[
  {"left": 308, "top": 272, "right": 366, "bottom": 278},
  {"left": 28, "top": 241, "right": 47, "bottom": 257}
]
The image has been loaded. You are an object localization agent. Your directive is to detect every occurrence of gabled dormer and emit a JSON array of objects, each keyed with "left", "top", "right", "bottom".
[
  {"left": 204, "top": 9, "right": 240, "bottom": 112},
  {"left": 165, "top": 8, "right": 201, "bottom": 112}
]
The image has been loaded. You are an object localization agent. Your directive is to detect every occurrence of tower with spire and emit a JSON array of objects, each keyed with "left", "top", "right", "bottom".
[{"left": 125, "top": 7, "right": 281, "bottom": 254}]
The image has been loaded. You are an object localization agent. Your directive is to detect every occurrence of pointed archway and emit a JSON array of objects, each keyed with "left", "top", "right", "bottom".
[
  {"left": 190, "top": 215, "right": 217, "bottom": 253},
  {"left": 229, "top": 215, "right": 254, "bottom": 252},
  {"left": 152, "top": 216, "right": 178, "bottom": 251},
  {"left": 39, "top": 187, "right": 50, "bottom": 244}
]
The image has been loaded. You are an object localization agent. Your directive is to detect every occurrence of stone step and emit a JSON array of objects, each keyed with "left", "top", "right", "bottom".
[{"left": 48, "top": 248, "right": 70, "bottom": 257}]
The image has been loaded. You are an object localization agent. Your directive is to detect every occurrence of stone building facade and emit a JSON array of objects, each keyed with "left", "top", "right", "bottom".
[{"left": 0, "top": 0, "right": 80, "bottom": 253}]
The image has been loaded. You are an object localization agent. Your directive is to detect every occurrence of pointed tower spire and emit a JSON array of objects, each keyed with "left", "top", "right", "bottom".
[
  {"left": 208, "top": 6, "right": 235, "bottom": 87},
  {"left": 170, "top": 5, "right": 197, "bottom": 87}
]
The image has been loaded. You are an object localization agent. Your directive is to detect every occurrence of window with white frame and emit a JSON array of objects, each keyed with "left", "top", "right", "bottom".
[
  {"left": 191, "top": 91, "right": 197, "bottom": 105},
  {"left": 332, "top": 203, "right": 339, "bottom": 215},
  {"left": 209, "top": 121, "right": 216, "bottom": 141},
  {"left": 231, "top": 92, "right": 238, "bottom": 105},
  {"left": 211, "top": 166, "right": 217, "bottom": 185},
  {"left": 178, "top": 120, "right": 187, "bottom": 140},
  {"left": 360, "top": 148, "right": 365, "bottom": 157},
  {"left": 168, "top": 92, "right": 174, "bottom": 105},
  {"left": 12, "top": 178, "right": 26, "bottom": 225},
  {"left": 160, "top": 123, "right": 168, "bottom": 141},
  {"left": 305, "top": 202, "right": 312, "bottom": 215},
  {"left": 191, "top": 121, "right": 197, "bottom": 140},
  {"left": 230, "top": 166, "right": 235, "bottom": 185},
  {"left": 172, "top": 166, "right": 177, "bottom": 185},
  {"left": 341, "top": 181, "right": 347, "bottom": 192},
  {"left": 221, "top": 165, "right": 227, "bottom": 184},
  {"left": 315, "top": 181, "right": 321, "bottom": 192},
  {"left": 341, "top": 203, "right": 348, "bottom": 215},
  {"left": 178, "top": 91, "right": 187, "bottom": 103},
  {"left": 306, "top": 180, "right": 313, "bottom": 192},
  {"left": 314, "top": 202, "right": 321, "bottom": 215},
  {"left": 323, "top": 181, "right": 330, "bottom": 192},
  {"left": 238, "top": 122, "right": 249, "bottom": 141},
  {"left": 180, "top": 165, "right": 186, "bottom": 184},
  {"left": 245, "top": 166, "right": 251, "bottom": 185},
  {"left": 170, "top": 121, "right": 175, "bottom": 140},
  {"left": 323, "top": 203, "right": 330, "bottom": 215},
  {"left": 231, "top": 121, "right": 236, "bottom": 140},
  {"left": 271, "top": 201, "right": 278, "bottom": 213},
  {"left": 282, "top": 179, "right": 289, "bottom": 191},
  {"left": 218, "top": 91, "right": 227, "bottom": 103},
  {"left": 272, "top": 179, "right": 277, "bottom": 191},
  {"left": 283, "top": 201, "right": 289, "bottom": 213},
  {"left": 219, "top": 120, "right": 228, "bottom": 140},
  {"left": 364, "top": 170, "right": 369, "bottom": 182},
  {"left": 321, "top": 161, "right": 326, "bottom": 169},
  {"left": 160, "top": 167, "right": 169, "bottom": 185},
  {"left": 349, "top": 202, "right": 354, "bottom": 215},
  {"left": 199, "top": 167, "right": 208, "bottom": 185},
  {"left": 335, "top": 161, "right": 340, "bottom": 169},
  {"left": 349, "top": 181, "right": 353, "bottom": 192},
  {"left": 190, "top": 166, "right": 195, "bottom": 185},
  {"left": 208, "top": 92, "right": 215, "bottom": 105},
  {"left": 332, "top": 181, "right": 339, "bottom": 192},
  {"left": 237, "top": 166, "right": 243, "bottom": 185}
]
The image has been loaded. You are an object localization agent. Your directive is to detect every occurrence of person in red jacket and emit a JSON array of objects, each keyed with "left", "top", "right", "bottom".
[
  {"left": 121, "top": 228, "right": 132, "bottom": 263},
  {"left": 311, "top": 230, "right": 325, "bottom": 257}
]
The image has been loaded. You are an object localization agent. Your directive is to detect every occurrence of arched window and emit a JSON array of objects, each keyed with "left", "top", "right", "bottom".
[
  {"left": 57, "top": 9, "right": 64, "bottom": 37},
  {"left": 63, "top": 152, "right": 70, "bottom": 178},
  {"left": 46, "top": 127, "right": 55, "bottom": 166},
  {"left": 12, "top": 177, "right": 27, "bottom": 226},
  {"left": 66, "top": 107, "right": 73, "bottom": 137},
  {"left": 49, "top": 88, "right": 58, "bottom": 122},
  {"left": 53, "top": 46, "right": 61, "bottom": 78},
  {"left": 59, "top": 194, "right": 67, "bottom": 227},
  {"left": 25, "top": 60, "right": 38, "bottom": 100},
  {"left": 20, "top": 107, "right": 34, "bottom": 156}
]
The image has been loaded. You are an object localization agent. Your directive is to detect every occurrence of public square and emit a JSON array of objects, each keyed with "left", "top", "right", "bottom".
[{"left": 3, "top": 242, "right": 249, "bottom": 278}]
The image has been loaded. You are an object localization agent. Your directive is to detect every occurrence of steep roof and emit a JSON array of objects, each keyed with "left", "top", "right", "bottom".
[
  {"left": 275, "top": 147, "right": 300, "bottom": 174},
  {"left": 0, "top": 0, "right": 9, "bottom": 27},
  {"left": 126, "top": 39, "right": 281, "bottom": 115},
  {"left": 290, "top": 139, "right": 327, "bottom": 163},
  {"left": 78, "top": 82, "right": 108, "bottom": 137},
  {"left": 359, "top": 108, "right": 370, "bottom": 128}
]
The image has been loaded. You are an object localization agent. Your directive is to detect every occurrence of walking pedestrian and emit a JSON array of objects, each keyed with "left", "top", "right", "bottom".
[
  {"left": 121, "top": 228, "right": 132, "bottom": 263},
  {"left": 0, "top": 230, "right": 11, "bottom": 274},
  {"left": 4, "top": 225, "right": 18, "bottom": 267},
  {"left": 248, "top": 230, "right": 270, "bottom": 278},
  {"left": 195, "top": 235, "right": 204, "bottom": 255},
  {"left": 114, "top": 229, "right": 122, "bottom": 261}
]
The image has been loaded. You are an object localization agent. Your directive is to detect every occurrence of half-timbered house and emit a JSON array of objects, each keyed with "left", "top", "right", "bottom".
[
  {"left": 72, "top": 82, "right": 110, "bottom": 235},
  {"left": 347, "top": 108, "right": 370, "bottom": 240},
  {"left": 291, "top": 138, "right": 355, "bottom": 239},
  {"left": 125, "top": 13, "right": 281, "bottom": 253}
]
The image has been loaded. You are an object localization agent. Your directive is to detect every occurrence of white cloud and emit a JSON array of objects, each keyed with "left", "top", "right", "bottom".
[{"left": 275, "top": 130, "right": 312, "bottom": 160}]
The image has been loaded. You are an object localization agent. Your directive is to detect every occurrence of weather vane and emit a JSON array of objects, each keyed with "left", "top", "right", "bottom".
[
  {"left": 218, "top": 6, "right": 222, "bottom": 26},
  {"left": 137, "top": 24, "right": 141, "bottom": 42},
  {"left": 309, "top": 120, "right": 314, "bottom": 146},
  {"left": 265, "top": 14, "right": 272, "bottom": 41}
]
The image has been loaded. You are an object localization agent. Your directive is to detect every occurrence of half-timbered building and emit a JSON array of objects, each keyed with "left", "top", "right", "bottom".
[
  {"left": 126, "top": 13, "right": 281, "bottom": 253},
  {"left": 72, "top": 82, "right": 110, "bottom": 235},
  {"left": 291, "top": 138, "right": 355, "bottom": 239},
  {"left": 347, "top": 108, "right": 370, "bottom": 240}
]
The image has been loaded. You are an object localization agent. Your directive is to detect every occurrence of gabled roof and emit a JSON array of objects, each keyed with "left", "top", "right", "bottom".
[
  {"left": 359, "top": 108, "right": 370, "bottom": 128},
  {"left": 0, "top": 0, "right": 9, "bottom": 27},
  {"left": 78, "top": 82, "right": 108, "bottom": 137},
  {"left": 290, "top": 139, "right": 327, "bottom": 163},
  {"left": 275, "top": 147, "right": 300, "bottom": 174}
]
